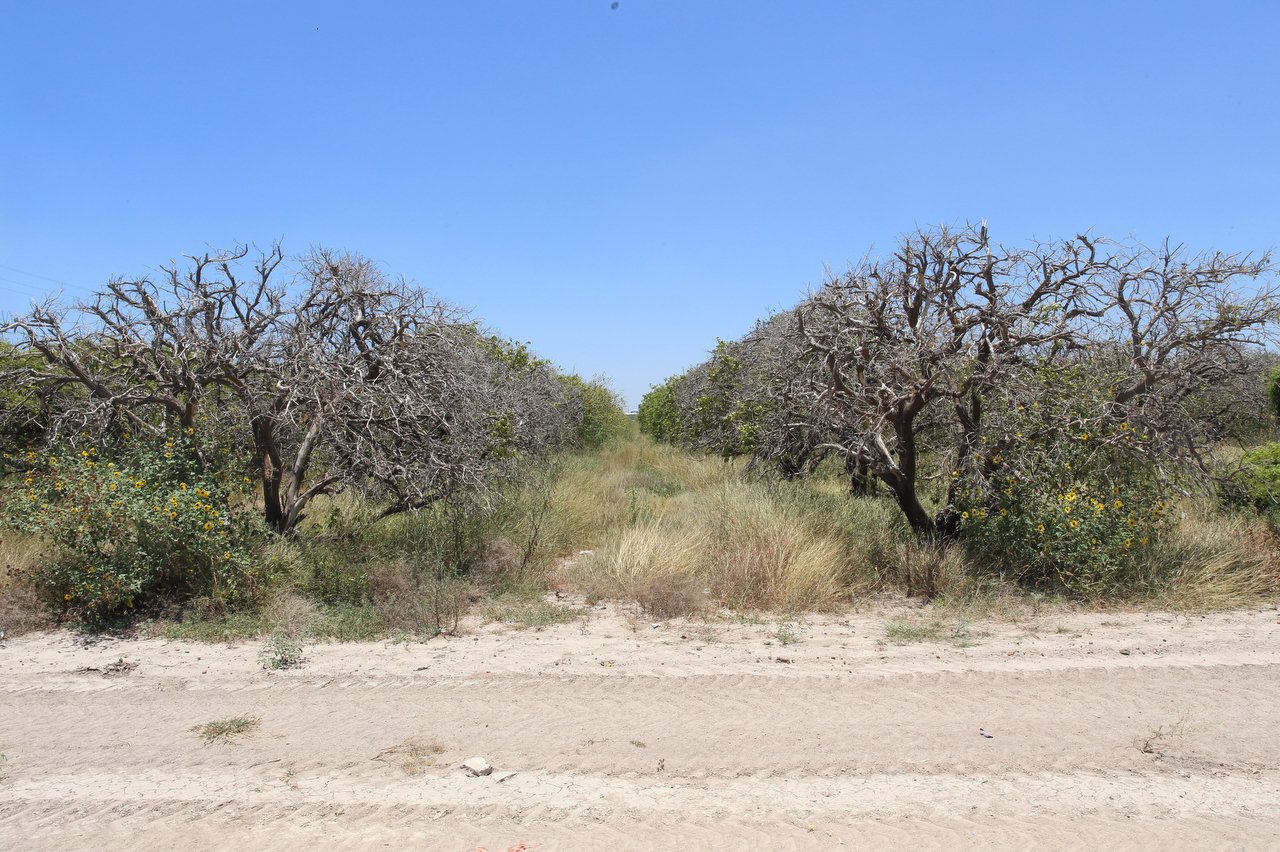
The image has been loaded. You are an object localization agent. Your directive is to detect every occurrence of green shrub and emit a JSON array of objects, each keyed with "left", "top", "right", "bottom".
[
  {"left": 0, "top": 433, "right": 266, "bottom": 620},
  {"left": 958, "top": 431, "right": 1171, "bottom": 596},
  {"left": 637, "top": 380, "right": 680, "bottom": 442},
  {"left": 1221, "top": 442, "right": 1280, "bottom": 520},
  {"left": 559, "top": 375, "right": 630, "bottom": 449}
]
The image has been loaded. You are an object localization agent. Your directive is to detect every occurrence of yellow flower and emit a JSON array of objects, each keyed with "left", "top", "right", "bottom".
[
  {"left": 203, "top": 522, "right": 213, "bottom": 530},
  {"left": 961, "top": 511, "right": 970, "bottom": 520},
  {"left": 80, "top": 450, "right": 89, "bottom": 458},
  {"left": 1069, "top": 519, "right": 1079, "bottom": 528},
  {"left": 1036, "top": 524, "right": 1046, "bottom": 533},
  {"left": 1113, "top": 499, "right": 1123, "bottom": 509},
  {"left": 185, "top": 427, "right": 194, "bottom": 435},
  {"left": 64, "top": 593, "right": 72, "bottom": 601},
  {"left": 1063, "top": 506, "right": 1072, "bottom": 515},
  {"left": 1065, "top": 491, "right": 1077, "bottom": 502},
  {"left": 999, "top": 508, "right": 1009, "bottom": 517},
  {"left": 1079, "top": 432, "right": 1090, "bottom": 441},
  {"left": 85, "top": 460, "right": 94, "bottom": 468},
  {"left": 179, "top": 482, "right": 188, "bottom": 490},
  {"left": 1140, "top": 537, "right": 1149, "bottom": 546},
  {"left": 1124, "top": 539, "right": 1132, "bottom": 549},
  {"left": 1003, "top": 487, "right": 1013, "bottom": 496},
  {"left": 1063, "top": 462, "right": 1071, "bottom": 470},
  {"left": 991, "top": 453, "right": 1002, "bottom": 464},
  {"left": 1120, "top": 422, "right": 1130, "bottom": 431}
]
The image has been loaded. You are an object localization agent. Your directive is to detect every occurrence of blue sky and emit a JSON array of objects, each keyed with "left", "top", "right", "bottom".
[{"left": 3, "top": 1, "right": 1278, "bottom": 406}]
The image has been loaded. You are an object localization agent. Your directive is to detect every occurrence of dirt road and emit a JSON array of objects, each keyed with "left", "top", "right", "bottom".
[{"left": 2, "top": 603, "right": 1279, "bottom": 850}]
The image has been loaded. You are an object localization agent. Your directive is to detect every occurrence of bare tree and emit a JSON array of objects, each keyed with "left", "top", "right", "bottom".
[
  {"left": 789, "top": 225, "right": 1277, "bottom": 539},
  {"left": 3, "top": 245, "right": 577, "bottom": 533}
]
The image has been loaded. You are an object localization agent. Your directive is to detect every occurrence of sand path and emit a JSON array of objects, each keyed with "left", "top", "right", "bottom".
[{"left": 2, "top": 602, "right": 1279, "bottom": 850}]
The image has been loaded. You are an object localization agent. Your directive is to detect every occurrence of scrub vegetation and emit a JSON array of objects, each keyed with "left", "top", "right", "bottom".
[{"left": 1, "top": 227, "right": 1279, "bottom": 640}]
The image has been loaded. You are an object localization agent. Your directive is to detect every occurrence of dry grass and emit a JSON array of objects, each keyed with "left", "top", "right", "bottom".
[
  {"left": 559, "top": 442, "right": 911, "bottom": 616},
  {"left": 1154, "top": 505, "right": 1280, "bottom": 611},
  {"left": 373, "top": 737, "right": 446, "bottom": 775},
  {"left": 192, "top": 715, "right": 261, "bottom": 745},
  {"left": 0, "top": 532, "right": 55, "bottom": 636}
]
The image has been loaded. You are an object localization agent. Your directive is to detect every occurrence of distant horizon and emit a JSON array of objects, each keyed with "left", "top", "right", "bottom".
[{"left": 4, "top": 1, "right": 1278, "bottom": 407}]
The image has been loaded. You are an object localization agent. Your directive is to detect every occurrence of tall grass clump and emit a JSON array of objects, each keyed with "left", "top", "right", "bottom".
[
  {"left": 1151, "top": 501, "right": 1280, "bottom": 610},
  {"left": 563, "top": 451, "right": 916, "bottom": 616}
]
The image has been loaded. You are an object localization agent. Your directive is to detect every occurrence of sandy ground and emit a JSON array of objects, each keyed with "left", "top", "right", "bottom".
[{"left": 2, "top": 600, "right": 1280, "bottom": 851}]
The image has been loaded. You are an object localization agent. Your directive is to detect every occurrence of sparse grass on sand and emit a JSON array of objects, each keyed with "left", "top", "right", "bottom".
[
  {"left": 192, "top": 716, "right": 261, "bottom": 745},
  {"left": 373, "top": 737, "right": 446, "bottom": 775}
]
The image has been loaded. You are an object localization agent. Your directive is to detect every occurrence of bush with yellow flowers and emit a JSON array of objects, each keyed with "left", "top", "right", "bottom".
[
  {"left": 1, "top": 432, "right": 266, "bottom": 620},
  {"left": 957, "top": 428, "right": 1172, "bottom": 596}
]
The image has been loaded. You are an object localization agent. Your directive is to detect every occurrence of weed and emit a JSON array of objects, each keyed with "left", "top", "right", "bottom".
[
  {"left": 193, "top": 715, "right": 260, "bottom": 745},
  {"left": 259, "top": 631, "right": 306, "bottom": 670},
  {"left": 773, "top": 619, "right": 802, "bottom": 646},
  {"left": 885, "top": 617, "right": 987, "bottom": 646},
  {"left": 481, "top": 593, "right": 585, "bottom": 629},
  {"left": 1137, "top": 714, "right": 1194, "bottom": 756},
  {"left": 885, "top": 620, "right": 945, "bottom": 643},
  {"left": 630, "top": 739, "right": 647, "bottom": 748},
  {"left": 373, "top": 737, "right": 446, "bottom": 775}
]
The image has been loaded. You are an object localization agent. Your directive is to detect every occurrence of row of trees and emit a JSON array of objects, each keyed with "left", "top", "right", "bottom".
[
  {"left": 641, "top": 225, "right": 1279, "bottom": 542},
  {"left": 2, "top": 244, "right": 625, "bottom": 534}
]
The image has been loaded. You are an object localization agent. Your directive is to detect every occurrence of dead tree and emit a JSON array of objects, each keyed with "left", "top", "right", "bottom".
[
  {"left": 793, "top": 225, "right": 1277, "bottom": 540},
  {"left": 3, "top": 245, "right": 575, "bottom": 533}
]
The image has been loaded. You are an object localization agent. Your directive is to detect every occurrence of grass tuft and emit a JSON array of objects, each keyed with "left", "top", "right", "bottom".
[{"left": 193, "top": 715, "right": 260, "bottom": 745}]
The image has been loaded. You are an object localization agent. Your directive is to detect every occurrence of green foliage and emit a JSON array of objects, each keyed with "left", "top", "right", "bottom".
[
  {"left": 638, "top": 380, "right": 680, "bottom": 442},
  {"left": 0, "top": 341, "right": 48, "bottom": 451},
  {"left": 480, "top": 335, "right": 550, "bottom": 372},
  {"left": 0, "top": 433, "right": 266, "bottom": 620},
  {"left": 559, "top": 374, "right": 630, "bottom": 449},
  {"left": 958, "top": 429, "right": 1171, "bottom": 596},
  {"left": 1268, "top": 366, "right": 1280, "bottom": 420},
  {"left": 1221, "top": 442, "right": 1280, "bottom": 520}
]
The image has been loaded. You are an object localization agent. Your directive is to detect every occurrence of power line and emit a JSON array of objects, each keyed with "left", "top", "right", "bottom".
[{"left": 0, "top": 263, "right": 95, "bottom": 293}]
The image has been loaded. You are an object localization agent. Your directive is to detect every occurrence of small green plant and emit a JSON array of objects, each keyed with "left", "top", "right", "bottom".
[
  {"left": 259, "top": 631, "right": 306, "bottom": 670},
  {"left": 481, "top": 594, "right": 585, "bottom": 629},
  {"left": 772, "top": 619, "right": 801, "bottom": 646},
  {"left": 193, "top": 715, "right": 260, "bottom": 745},
  {"left": 885, "top": 619, "right": 945, "bottom": 644},
  {"left": 885, "top": 617, "right": 986, "bottom": 646},
  {"left": 629, "top": 739, "right": 647, "bottom": 748}
]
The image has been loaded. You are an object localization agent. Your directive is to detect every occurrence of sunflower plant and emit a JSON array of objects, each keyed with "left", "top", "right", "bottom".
[{"left": 1, "top": 432, "right": 265, "bottom": 620}]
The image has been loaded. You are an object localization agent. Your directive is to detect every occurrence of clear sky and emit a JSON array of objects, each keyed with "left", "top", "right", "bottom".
[{"left": 3, "top": 1, "right": 1278, "bottom": 407}]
